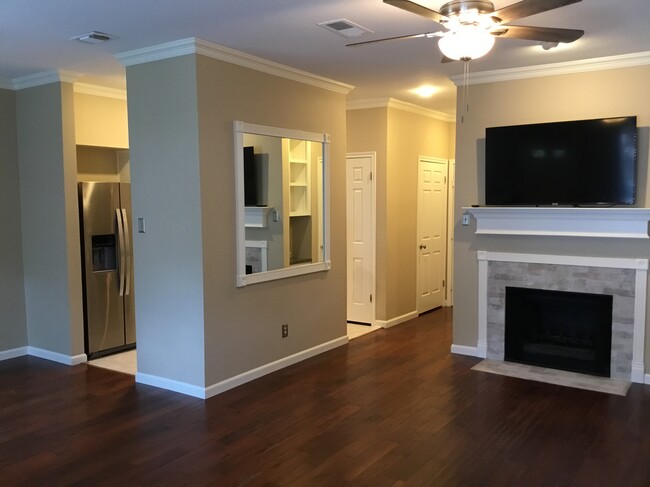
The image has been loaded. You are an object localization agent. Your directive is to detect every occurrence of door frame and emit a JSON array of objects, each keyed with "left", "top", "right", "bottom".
[
  {"left": 416, "top": 156, "right": 449, "bottom": 314},
  {"left": 346, "top": 151, "right": 377, "bottom": 325},
  {"left": 446, "top": 159, "right": 455, "bottom": 307}
]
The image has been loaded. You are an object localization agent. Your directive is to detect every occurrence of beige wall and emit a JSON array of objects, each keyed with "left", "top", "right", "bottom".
[
  {"left": 453, "top": 65, "right": 650, "bottom": 366},
  {"left": 346, "top": 108, "right": 389, "bottom": 318},
  {"left": 77, "top": 146, "right": 119, "bottom": 182},
  {"left": 347, "top": 106, "right": 453, "bottom": 321},
  {"left": 195, "top": 55, "right": 347, "bottom": 385},
  {"left": 74, "top": 92, "right": 128, "bottom": 148}
]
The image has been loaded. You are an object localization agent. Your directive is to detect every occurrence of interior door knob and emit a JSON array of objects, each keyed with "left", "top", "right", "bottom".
[{"left": 419, "top": 244, "right": 427, "bottom": 250}]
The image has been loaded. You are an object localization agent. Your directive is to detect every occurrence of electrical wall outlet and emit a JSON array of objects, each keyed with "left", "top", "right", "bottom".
[
  {"left": 281, "top": 323, "right": 289, "bottom": 338},
  {"left": 462, "top": 212, "right": 470, "bottom": 226}
]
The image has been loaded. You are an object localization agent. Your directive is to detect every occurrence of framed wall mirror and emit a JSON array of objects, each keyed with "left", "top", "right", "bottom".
[{"left": 234, "top": 121, "right": 331, "bottom": 287}]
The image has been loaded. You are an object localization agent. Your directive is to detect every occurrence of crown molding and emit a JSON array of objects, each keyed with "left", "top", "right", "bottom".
[
  {"left": 12, "top": 70, "right": 82, "bottom": 90},
  {"left": 347, "top": 97, "right": 455, "bottom": 122},
  {"left": 74, "top": 83, "right": 127, "bottom": 100},
  {"left": 117, "top": 37, "right": 354, "bottom": 95},
  {"left": 450, "top": 51, "right": 650, "bottom": 86}
]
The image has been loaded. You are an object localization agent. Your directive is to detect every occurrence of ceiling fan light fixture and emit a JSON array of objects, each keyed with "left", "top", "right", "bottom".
[{"left": 438, "top": 27, "right": 495, "bottom": 60}]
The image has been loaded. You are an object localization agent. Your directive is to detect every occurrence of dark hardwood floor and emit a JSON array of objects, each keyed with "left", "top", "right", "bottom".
[{"left": 2, "top": 308, "right": 650, "bottom": 486}]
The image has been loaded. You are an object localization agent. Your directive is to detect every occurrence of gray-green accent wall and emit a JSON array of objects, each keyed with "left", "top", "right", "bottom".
[
  {"left": 0, "top": 88, "right": 27, "bottom": 351},
  {"left": 16, "top": 82, "right": 84, "bottom": 357}
]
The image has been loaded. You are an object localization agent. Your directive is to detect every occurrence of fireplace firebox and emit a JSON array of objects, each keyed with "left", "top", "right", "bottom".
[{"left": 504, "top": 287, "right": 613, "bottom": 377}]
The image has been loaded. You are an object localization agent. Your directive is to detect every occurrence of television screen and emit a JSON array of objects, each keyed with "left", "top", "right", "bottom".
[
  {"left": 243, "top": 146, "right": 258, "bottom": 206},
  {"left": 485, "top": 116, "right": 637, "bottom": 206}
]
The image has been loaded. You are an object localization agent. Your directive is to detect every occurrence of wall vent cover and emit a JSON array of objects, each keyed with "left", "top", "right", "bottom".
[
  {"left": 71, "top": 31, "right": 113, "bottom": 44},
  {"left": 317, "top": 19, "right": 373, "bottom": 38}
]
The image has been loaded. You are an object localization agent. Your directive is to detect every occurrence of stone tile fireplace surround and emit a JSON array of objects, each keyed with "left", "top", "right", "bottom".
[
  {"left": 455, "top": 207, "right": 650, "bottom": 385},
  {"left": 479, "top": 252, "right": 646, "bottom": 382}
]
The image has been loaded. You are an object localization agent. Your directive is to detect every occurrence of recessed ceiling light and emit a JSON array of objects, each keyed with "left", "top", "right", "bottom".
[
  {"left": 71, "top": 31, "right": 113, "bottom": 44},
  {"left": 411, "top": 85, "right": 438, "bottom": 98},
  {"left": 318, "top": 19, "right": 373, "bottom": 39}
]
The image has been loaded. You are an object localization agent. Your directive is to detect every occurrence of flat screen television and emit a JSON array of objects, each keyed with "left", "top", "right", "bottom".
[
  {"left": 485, "top": 116, "right": 637, "bottom": 206},
  {"left": 243, "top": 146, "right": 259, "bottom": 206}
]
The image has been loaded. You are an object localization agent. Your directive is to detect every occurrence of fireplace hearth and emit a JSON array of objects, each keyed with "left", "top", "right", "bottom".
[{"left": 504, "top": 286, "right": 613, "bottom": 377}]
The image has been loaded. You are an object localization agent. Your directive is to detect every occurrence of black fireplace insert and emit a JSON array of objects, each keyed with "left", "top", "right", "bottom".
[{"left": 504, "top": 287, "right": 613, "bottom": 377}]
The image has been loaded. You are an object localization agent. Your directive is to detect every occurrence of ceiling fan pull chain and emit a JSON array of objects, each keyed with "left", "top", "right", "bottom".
[{"left": 461, "top": 60, "right": 470, "bottom": 124}]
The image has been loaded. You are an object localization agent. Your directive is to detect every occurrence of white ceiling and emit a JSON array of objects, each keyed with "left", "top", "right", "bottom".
[{"left": 2, "top": 0, "right": 650, "bottom": 114}]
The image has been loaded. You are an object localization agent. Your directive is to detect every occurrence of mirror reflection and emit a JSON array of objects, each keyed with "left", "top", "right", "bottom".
[{"left": 234, "top": 122, "right": 329, "bottom": 286}]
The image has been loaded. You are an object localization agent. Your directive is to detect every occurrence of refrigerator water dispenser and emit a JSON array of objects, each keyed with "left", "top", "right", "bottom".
[{"left": 91, "top": 234, "right": 116, "bottom": 272}]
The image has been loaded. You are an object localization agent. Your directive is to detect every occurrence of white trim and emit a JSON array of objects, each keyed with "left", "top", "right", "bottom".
[
  {"left": 27, "top": 347, "right": 87, "bottom": 365},
  {"left": 476, "top": 251, "right": 647, "bottom": 383},
  {"left": 136, "top": 373, "right": 206, "bottom": 399},
  {"left": 450, "top": 51, "right": 650, "bottom": 86},
  {"left": 204, "top": 336, "right": 348, "bottom": 399},
  {"left": 117, "top": 38, "right": 354, "bottom": 95},
  {"left": 477, "top": 251, "right": 648, "bottom": 271},
  {"left": 376, "top": 310, "right": 418, "bottom": 329},
  {"left": 136, "top": 336, "right": 348, "bottom": 399},
  {"left": 0, "top": 346, "right": 28, "bottom": 361},
  {"left": 74, "top": 83, "right": 127, "bottom": 100},
  {"left": 465, "top": 207, "right": 650, "bottom": 239},
  {"left": 13, "top": 70, "right": 82, "bottom": 90},
  {"left": 645, "top": 374, "right": 650, "bottom": 385},
  {"left": 244, "top": 207, "right": 273, "bottom": 228},
  {"left": 450, "top": 344, "right": 480, "bottom": 357},
  {"left": 477, "top": 255, "right": 488, "bottom": 358},
  {"left": 632, "top": 268, "right": 648, "bottom": 383},
  {"left": 346, "top": 97, "right": 455, "bottom": 122}
]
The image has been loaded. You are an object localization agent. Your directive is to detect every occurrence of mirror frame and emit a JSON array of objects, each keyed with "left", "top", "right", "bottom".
[{"left": 234, "top": 121, "right": 331, "bottom": 287}]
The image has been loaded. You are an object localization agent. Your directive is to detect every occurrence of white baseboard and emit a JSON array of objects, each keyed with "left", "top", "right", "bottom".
[
  {"left": 136, "top": 336, "right": 349, "bottom": 400},
  {"left": 136, "top": 372, "right": 206, "bottom": 399},
  {"left": 450, "top": 344, "right": 480, "bottom": 357},
  {"left": 631, "top": 365, "right": 645, "bottom": 384},
  {"left": 204, "top": 336, "right": 349, "bottom": 399},
  {"left": 643, "top": 373, "right": 650, "bottom": 385},
  {"left": 28, "top": 347, "right": 87, "bottom": 365},
  {"left": 0, "top": 346, "right": 28, "bottom": 361},
  {"left": 376, "top": 311, "right": 418, "bottom": 329}
]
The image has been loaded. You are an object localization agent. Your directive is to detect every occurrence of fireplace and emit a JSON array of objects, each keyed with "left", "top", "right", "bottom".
[
  {"left": 504, "top": 286, "right": 613, "bottom": 377},
  {"left": 464, "top": 251, "right": 648, "bottom": 383}
]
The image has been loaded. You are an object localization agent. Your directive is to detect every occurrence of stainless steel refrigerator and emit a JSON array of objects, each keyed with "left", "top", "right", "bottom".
[{"left": 78, "top": 182, "right": 136, "bottom": 359}]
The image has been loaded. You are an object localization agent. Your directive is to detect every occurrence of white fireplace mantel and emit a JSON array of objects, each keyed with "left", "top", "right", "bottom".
[{"left": 464, "top": 207, "right": 650, "bottom": 239}]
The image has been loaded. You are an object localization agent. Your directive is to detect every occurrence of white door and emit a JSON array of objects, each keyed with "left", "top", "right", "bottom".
[
  {"left": 346, "top": 153, "right": 375, "bottom": 324},
  {"left": 417, "top": 158, "right": 448, "bottom": 313}
]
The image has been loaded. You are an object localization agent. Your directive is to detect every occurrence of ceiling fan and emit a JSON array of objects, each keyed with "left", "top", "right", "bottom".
[{"left": 348, "top": 0, "right": 584, "bottom": 61}]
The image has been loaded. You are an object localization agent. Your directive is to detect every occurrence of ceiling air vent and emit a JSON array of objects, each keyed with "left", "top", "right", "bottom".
[
  {"left": 318, "top": 19, "right": 373, "bottom": 39},
  {"left": 71, "top": 31, "right": 113, "bottom": 44}
]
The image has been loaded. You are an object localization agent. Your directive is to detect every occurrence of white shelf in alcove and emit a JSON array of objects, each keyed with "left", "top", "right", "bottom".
[
  {"left": 463, "top": 207, "right": 650, "bottom": 239},
  {"left": 245, "top": 206, "right": 274, "bottom": 228}
]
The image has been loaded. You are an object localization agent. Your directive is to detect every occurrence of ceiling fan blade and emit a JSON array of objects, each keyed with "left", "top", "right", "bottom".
[
  {"left": 441, "top": 56, "right": 457, "bottom": 63},
  {"left": 346, "top": 31, "right": 440, "bottom": 47},
  {"left": 493, "top": 0, "right": 582, "bottom": 24},
  {"left": 492, "top": 25, "right": 584, "bottom": 43},
  {"left": 383, "top": 0, "right": 448, "bottom": 23}
]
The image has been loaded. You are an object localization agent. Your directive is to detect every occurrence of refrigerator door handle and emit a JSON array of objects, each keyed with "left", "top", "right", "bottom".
[
  {"left": 116, "top": 208, "right": 126, "bottom": 297},
  {"left": 121, "top": 208, "right": 132, "bottom": 296}
]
